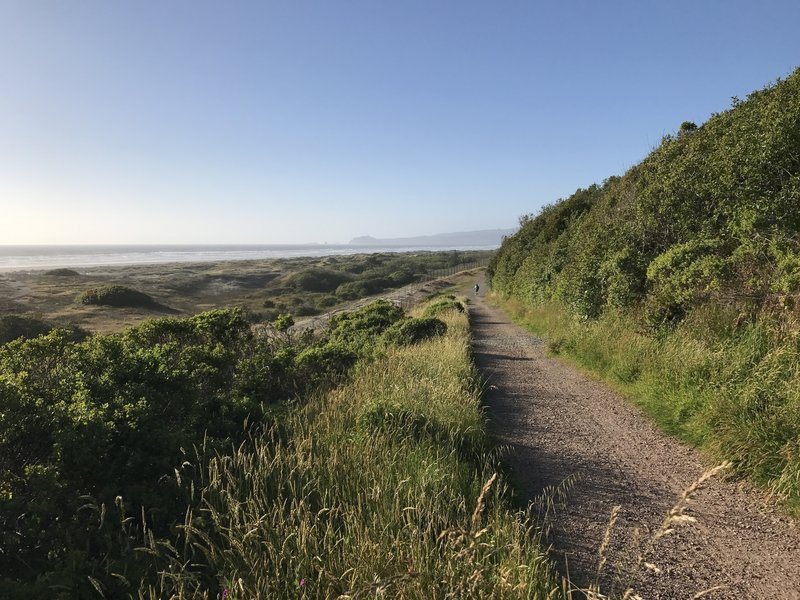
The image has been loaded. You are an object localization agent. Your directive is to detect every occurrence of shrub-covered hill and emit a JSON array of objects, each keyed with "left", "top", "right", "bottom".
[
  {"left": 488, "top": 68, "right": 800, "bottom": 506},
  {"left": 490, "top": 68, "right": 800, "bottom": 325},
  {"left": 0, "top": 301, "right": 447, "bottom": 598}
]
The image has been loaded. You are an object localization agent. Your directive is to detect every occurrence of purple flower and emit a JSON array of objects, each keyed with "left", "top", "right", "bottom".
[
  {"left": 300, "top": 578, "right": 306, "bottom": 587},
  {"left": 222, "top": 588, "right": 229, "bottom": 599}
]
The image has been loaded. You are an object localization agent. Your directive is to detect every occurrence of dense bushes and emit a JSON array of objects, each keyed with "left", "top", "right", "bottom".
[
  {"left": 0, "top": 300, "right": 416, "bottom": 598},
  {"left": 383, "top": 316, "right": 447, "bottom": 346},
  {"left": 490, "top": 69, "right": 800, "bottom": 323},
  {"left": 335, "top": 277, "right": 390, "bottom": 299},
  {"left": 44, "top": 268, "right": 80, "bottom": 277},
  {"left": 0, "top": 310, "right": 261, "bottom": 597},
  {"left": 76, "top": 285, "right": 162, "bottom": 309},
  {"left": 0, "top": 315, "right": 53, "bottom": 343},
  {"left": 288, "top": 267, "right": 352, "bottom": 293},
  {"left": 255, "top": 251, "right": 490, "bottom": 320},
  {"left": 327, "top": 299, "right": 405, "bottom": 352},
  {"left": 423, "top": 296, "right": 465, "bottom": 318},
  {"left": 490, "top": 69, "right": 800, "bottom": 504}
]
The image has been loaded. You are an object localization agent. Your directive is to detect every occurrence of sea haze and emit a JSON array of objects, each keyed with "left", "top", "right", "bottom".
[{"left": 0, "top": 244, "right": 498, "bottom": 272}]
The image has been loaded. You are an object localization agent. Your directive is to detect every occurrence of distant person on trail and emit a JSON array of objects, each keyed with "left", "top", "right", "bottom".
[{"left": 474, "top": 283, "right": 480, "bottom": 295}]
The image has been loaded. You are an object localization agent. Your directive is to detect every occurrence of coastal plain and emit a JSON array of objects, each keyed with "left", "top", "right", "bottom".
[{"left": 0, "top": 251, "right": 490, "bottom": 335}]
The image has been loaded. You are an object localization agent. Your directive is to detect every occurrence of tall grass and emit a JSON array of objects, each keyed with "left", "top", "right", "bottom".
[
  {"left": 140, "top": 306, "right": 567, "bottom": 599},
  {"left": 495, "top": 296, "right": 800, "bottom": 512}
]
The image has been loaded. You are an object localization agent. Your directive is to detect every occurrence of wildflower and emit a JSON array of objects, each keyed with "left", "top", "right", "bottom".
[{"left": 222, "top": 588, "right": 229, "bottom": 599}]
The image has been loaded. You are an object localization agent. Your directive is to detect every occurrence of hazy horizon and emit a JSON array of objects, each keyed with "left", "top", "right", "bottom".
[
  {"left": 0, "top": 225, "right": 515, "bottom": 248},
  {"left": 2, "top": 2, "right": 799, "bottom": 244}
]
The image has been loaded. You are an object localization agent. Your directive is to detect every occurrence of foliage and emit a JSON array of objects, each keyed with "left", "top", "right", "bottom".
[
  {"left": 288, "top": 267, "right": 352, "bottom": 293},
  {"left": 382, "top": 316, "right": 447, "bottom": 347},
  {"left": 422, "top": 296, "right": 465, "bottom": 318},
  {"left": 0, "top": 315, "right": 53, "bottom": 344},
  {"left": 490, "top": 69, "right": 800, "bottom": 322},
  {"left": 271, "top": 312, "right": 294, "bottom": 332},
  {"left": 335, "top": 278, "right": 390, "bottom": 300},
  {"left": 489, "top": 69, "right": 800, "bottom": 503},
  {"left": 0, "top": 299, "right": 413, "bottom": 597},
  {"left": 131, "top": 307, "right": 565, "bottom": 598},
  {"left": 326, "top": 299, "right": 405, "bottom": 353},
  {"left": 76, "top": 285, "right": 162, "bottom": 309},
  {"left": 44, "top": 268, "right": 81, "bottom": 277}
]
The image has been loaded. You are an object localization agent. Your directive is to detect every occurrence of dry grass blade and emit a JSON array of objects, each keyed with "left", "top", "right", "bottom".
[
  {"left": 471, "top": 472, "right": 498, "bottom": 529},
  {"left": 596, "top": 504, "right": 621, "bottom": 580},
  {"left": 690, "top": 585, "right": 728, "bottom": 598}
]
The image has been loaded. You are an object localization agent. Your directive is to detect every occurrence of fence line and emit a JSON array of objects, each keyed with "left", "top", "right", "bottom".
[{"left": 388, "top": 258, "right": 489, "bottom": 311}]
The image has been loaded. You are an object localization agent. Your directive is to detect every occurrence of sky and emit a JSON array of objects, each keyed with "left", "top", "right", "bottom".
[{"left": 1, "top": 1, "right": 799, "bottom": 245}]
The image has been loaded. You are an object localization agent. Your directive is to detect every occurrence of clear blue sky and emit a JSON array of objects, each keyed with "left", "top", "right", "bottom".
[{"left": 1, "top": 1, "right": 798, "bottom": 244}]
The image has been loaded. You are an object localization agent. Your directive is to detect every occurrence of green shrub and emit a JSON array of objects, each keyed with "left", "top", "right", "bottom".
[
  {"left": 271, "top": 313, "right": 294, "bottom": 332},
  {"left": 294, "top": 342, "right": 357, "bottom": 388},
  {"left": 0, "top": 315, "right": 53, "bottom": 344},
  {"left": 316, "top": 294, "right": 338, "bottom": 308},
  {"left": 383, "top": 317, "right": 447, "bottom": 346},
  {"left": 0, "top": 305, "right": 363, "bottom": 597},
  {"left": 335, "top": 278, "right": 389, "bottom": 300},
  {"left": 76, "top": 285, "right": 160, "bottom": 309},
  {"left": 44, "top": 268, "right": 80, "bottom": 277},
  {"left": 288, "top": 267, "right": 352, "bottom": 293},
  {"left": 387, "top": 268, "right": 416, "bottom": 286},
  {"left": 423, "top": 298, "right": 465, "bottom": 318},
  {"left": 490, "top": 69, "right": 800, "bottom": 324},
  {"left": 292, "top": 303, "right": 320, "bottom": 316},
  {"left": 327, "top": 300, "right": 405, "bottom": 352}
]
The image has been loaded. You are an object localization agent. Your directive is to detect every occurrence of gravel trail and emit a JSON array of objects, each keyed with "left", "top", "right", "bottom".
[{"left": 469, "top": 285, "right": 800, "bottom": 599}]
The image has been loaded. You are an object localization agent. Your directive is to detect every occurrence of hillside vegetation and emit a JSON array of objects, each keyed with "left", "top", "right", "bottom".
[
  {"left": 489, "top": 69, "right": 800, "bottom": 506},
  {"left": 0, "top": 300, "right": 439, "bottom": 597},
  {"left": 1, "top": 295, "right": 565, "bottom": 598}
]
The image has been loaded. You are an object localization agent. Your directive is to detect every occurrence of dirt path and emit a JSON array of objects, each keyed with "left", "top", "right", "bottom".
[{"left": 468, "top": 283, "right": 800, "bottom": 599}]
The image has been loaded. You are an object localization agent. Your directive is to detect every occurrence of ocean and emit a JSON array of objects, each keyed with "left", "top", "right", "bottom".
[{"left": 0, "top": 244, "right": 496, "bottom": 272}]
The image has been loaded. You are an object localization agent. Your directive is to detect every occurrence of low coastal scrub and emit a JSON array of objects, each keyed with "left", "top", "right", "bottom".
[
  {"left": 76, "top": 285, "right": 162, "bottom": 309},
  {"left": 270, "top": 251, "right": 489, "bottom": 315},
  {"left": 288, "top": 267, "right": 352, "bottom": 293},
  {"left": 0, "top": 302, "right": 403, "bottom": 597},
  {"left": 1, "top": 299, "right": 509, "bottom": 597},
  {"left": 0, "top": 315, "right": 53, "bottom": 344},
  {"left": 382, "top": 315, "right": 447, "bottom": 346},
  {"left": 136, "top": 301, "right": 565, "bottom": 598},
  {"left": 423, "top": 295, "right": 466, "bottom": 318},
  {"left": 0, "top": 315, "right": 87, "bottom": 344},
  {"left": 44, "top": 268, "right": 81, "bottom": 277}
]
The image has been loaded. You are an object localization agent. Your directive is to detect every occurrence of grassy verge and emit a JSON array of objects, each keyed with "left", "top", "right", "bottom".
[
  {"left": 147, "top": 303, "right": 567, "bottom": 599},
  {"left": 493, "top": 295, "right": 800, "bottom": 514}
]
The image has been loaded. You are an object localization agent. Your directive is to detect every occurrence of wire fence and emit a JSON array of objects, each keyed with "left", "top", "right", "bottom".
[{"left": 390, "top": 258, "right": 490, "bottom": 311}]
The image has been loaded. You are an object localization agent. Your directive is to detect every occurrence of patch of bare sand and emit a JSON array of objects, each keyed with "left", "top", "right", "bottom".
[{"left": 469, "top": 284, "right": 800, "bottom": 599}]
